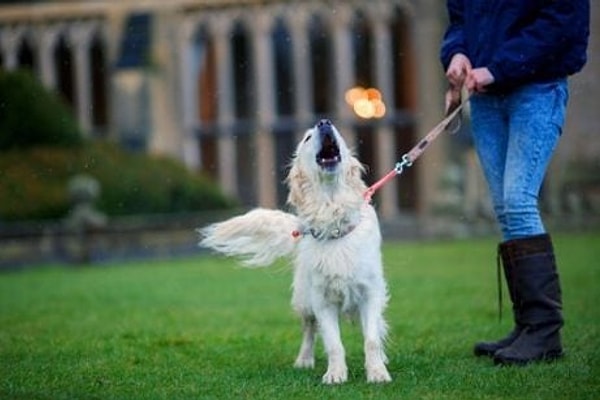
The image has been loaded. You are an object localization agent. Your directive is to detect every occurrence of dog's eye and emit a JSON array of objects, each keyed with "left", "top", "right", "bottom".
[{"left": 303, "top": 134, "right": 312, "bottom": 143}]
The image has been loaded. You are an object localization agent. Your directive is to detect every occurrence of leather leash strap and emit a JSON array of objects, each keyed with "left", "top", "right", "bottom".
[{"left": 364, "top": 97, "right": 468, "bottom": 202}]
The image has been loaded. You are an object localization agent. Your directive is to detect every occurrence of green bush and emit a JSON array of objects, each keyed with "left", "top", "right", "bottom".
[
  {"left": 0, "top": 70, "right": 235, "bottom": 221},
  {"left": 0, "top": 70, "right": 83, "bottom": 150},
  {"left": 0, "top": 142, "right": 236, "bottom": 221}
]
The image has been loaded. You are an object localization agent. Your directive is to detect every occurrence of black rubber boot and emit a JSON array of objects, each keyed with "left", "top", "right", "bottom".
[
  {"left": 473, "top": 241, "right": 523, "bottom": 357},
  {"left": 493, "top": 234, "right": 564, "bottom": 366}
]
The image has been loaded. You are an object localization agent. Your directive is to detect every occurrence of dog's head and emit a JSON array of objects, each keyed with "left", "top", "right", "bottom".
[
  {"left": 294, "top": 119, "right": 347, "bottom": 176},
  {"left": 287, "top": 119, "right": 366, "bottom": 210}
]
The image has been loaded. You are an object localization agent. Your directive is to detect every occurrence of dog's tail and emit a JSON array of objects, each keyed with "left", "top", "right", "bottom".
[{"left": 198, "top": 208, "right": 300, "bottom": 267}]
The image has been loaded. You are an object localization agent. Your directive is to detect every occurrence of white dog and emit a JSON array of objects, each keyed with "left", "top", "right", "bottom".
[{"left": 199, "top": 119, "right": 391, "bottom": 384}]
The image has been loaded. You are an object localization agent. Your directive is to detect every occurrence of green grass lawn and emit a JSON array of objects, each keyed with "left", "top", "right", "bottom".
[{"left": 1, "top": 233, "right": 599, "bottom": 399}]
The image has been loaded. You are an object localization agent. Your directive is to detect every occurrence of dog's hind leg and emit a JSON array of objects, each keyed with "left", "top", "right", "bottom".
[
  {"left": 359, "top": 299, "right": 392, "bottom": 383},
  {"left": 294, "top": 315, "right": 316, "bottom": 369}
]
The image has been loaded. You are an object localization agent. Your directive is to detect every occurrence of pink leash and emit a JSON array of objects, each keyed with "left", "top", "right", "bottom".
[{"left": 363, "top": 99, "right": 468, "bottom": 202}]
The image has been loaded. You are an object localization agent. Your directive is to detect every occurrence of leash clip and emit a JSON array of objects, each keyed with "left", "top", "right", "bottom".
[{"left": 394, "top": 154, "right": 413, "bottom": 175}]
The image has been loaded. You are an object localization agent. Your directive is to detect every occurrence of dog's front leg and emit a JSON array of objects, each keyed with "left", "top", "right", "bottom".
[
  {"left": 360, "top": 299, "right": 392, "bottom": 383},
  {"left": 315, "top": 305, "right": 347, "bottom": 384}
]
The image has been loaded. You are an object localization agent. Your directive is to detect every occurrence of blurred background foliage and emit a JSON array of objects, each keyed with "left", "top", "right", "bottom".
[
  {"left": 0, "top": 70, "right": 236, "bottom": 221},
  {"left": 0, "top": 70, "right": 82, "bottom": 151}
]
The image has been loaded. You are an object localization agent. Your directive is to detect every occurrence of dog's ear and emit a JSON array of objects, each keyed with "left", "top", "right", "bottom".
[
  {"left": 286, "top": 161, "right": 309, "bottom": 209},
  {"left": 345, "top": 156, "right": 368, "bottom": 194}
]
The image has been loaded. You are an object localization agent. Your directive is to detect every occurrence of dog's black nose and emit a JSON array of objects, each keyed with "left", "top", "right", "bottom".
[
  {"left": 316, "top": 119, "right": 332, "bottom": 129},
  {"left": 316, "top": 119, "right": 333, "bottom": 135}
]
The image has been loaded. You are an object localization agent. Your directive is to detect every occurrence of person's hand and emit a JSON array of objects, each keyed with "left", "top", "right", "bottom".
[
  {"left": 465, "top": 67, "right": 495, "bottom": 93},
  {"left": 446, "top": 53, "right": 472, "bottom": 89},
  {"left": 445, "top": 54, "right": 471, "bottom": 114}
]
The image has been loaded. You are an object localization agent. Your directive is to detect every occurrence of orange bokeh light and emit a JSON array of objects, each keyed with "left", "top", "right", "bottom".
[{"left": 344, "top": 86, "right": 386, "bottom": 119}]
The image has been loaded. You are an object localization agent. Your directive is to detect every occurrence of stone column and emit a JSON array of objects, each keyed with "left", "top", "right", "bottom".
[
  {"left": 412, "top": 2, "right": 447, "bottom": 218},
  {"left": 178, "top": 16, "right": 201, "bottom": 170},
  {"left": 331, "top": 5, "right": 356, "bottom": 147},
  {"left": 37, "top": 25, "right": 60, "bottom": 89},
  {"left": 250, "top": 12, "right": 277, "bottom": 208},
  {"left": 103, "top": 8, "right": 131, "bottom": 141},
  {"left": 148, "top": 9, "right": 189, "bottom": 162},
  {"left": 210, "top": 14, "right": 237, "bottom": 198},
  {"left": 288, "top": 7, "right": 313, "bottom": 140},
  {"left": 70, "top": 22, "right": 95, "bottom": 135},
  {"left": 0, "top": 27, "right": 21, "bottom": 71},
  {"left": 371, "top": 4, "right": 399, "bottom": 218}
]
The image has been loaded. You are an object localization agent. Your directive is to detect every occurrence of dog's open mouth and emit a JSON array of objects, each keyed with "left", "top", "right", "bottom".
[{"left": 316, "top": 132, "right": 341, "bottom": 171}]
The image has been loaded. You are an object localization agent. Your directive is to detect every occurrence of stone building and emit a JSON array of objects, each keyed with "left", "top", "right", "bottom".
[{"left": 1, "top": 0, "right": 598, "bottom": 224}]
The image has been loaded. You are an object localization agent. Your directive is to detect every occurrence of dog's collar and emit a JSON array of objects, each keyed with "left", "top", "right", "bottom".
[{"left": 292, "top": 223, "right": 356, "bottom": 241}]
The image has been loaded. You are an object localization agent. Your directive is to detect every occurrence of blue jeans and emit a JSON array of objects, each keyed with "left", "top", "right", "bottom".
[{"left": 469, "top": 79, "right": 569, "bottom": 240}]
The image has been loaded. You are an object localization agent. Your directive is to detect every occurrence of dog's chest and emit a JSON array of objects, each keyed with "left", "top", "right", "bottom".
[
  {"left": 308, "top": 255, "right": 370, "bottom": 312},
  {"left": 320, "top": 274, "right": 366, "bottom": 312}
]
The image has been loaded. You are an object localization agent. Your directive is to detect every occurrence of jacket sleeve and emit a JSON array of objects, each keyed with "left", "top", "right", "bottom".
[
  {"left": 488, "top": 0, "right": 590, "bottom": 85},
  {"left": 440, "top": 0, "right": 467, "bottom": 71}
]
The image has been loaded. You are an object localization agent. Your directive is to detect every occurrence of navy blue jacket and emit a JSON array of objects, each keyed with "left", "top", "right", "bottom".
[{"left": 440, "top": 0, "right": 590, "bottom": 92}]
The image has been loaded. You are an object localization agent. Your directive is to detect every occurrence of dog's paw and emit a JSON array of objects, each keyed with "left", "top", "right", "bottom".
[
  {"left": 366, "top": 365, "right": 392, "bottom": 383},
  {"left": 293, "top": 356, "right": 315, "bottom": 369},
  {"left": 322, "top": 364, "right": 348, "bottom": 384}
]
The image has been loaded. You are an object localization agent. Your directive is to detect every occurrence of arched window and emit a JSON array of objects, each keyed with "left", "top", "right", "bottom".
[
  {"left": 54, "top": 34, "right": 75, "bottom": 110},
  {"left": 308, "top": 14, "right": 333, "bottom": 117},
  {"left": 17, "top": 36, "right": 35, "bottom": 71},
  {"left": 271, "top": 17, "right": 296, "bottom": 205},
  {"left": 231, "top": 21, "right": 255, "bottom": 121},
  {"left": 89, "top": 33, "right": 108, "bottom": 135},
  {"left": 195, "top": 27, "right": 217, "bottom": 125},
  {"left": 272, "top": 18, "right": 294, "bottom": 117},
  {"left": 352, "top": 10, "right": 373, "bottom": 88},
  {"left": 194, "top": 25, "right": 219, "bottom": 179},
  {"left": 230, "top": 20, "right": 256, "bottom": 206},
  {"left": 391, "top": 7, "right": 416, "bottom": 112}
]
